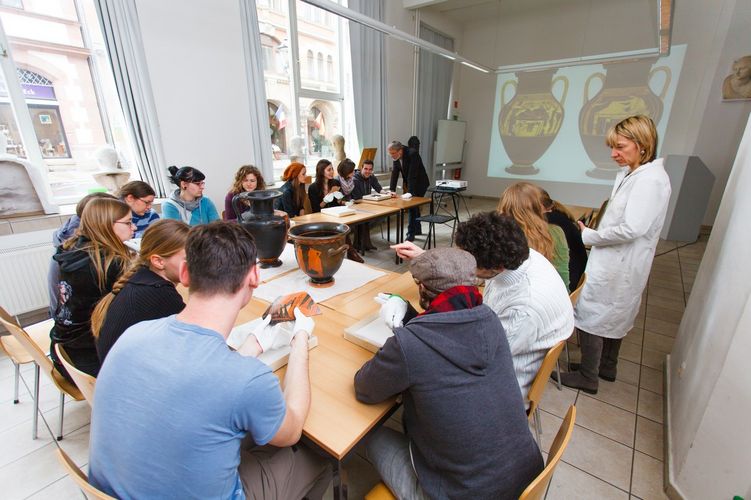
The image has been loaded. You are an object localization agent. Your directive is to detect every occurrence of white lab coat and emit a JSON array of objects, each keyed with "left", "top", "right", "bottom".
[{"left": 574, "top": 158, "right": 671, "bottom": 338}]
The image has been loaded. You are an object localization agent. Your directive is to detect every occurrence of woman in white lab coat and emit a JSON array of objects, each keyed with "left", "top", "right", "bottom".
[{"left": 559, "top": 115, "right": 671, "bottom": 394}]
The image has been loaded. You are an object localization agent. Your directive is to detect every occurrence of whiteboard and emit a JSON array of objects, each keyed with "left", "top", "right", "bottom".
[{"left": 434, "top": 120, "right": 466, "bottom": 165}]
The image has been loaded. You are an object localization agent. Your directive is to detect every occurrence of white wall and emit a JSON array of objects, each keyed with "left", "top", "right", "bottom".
[
  {"left": 455, "top": 0, "right": 751, "bottom": 224},
  {"left": 667, "top": 113, "right": 751, "bottom": 499},
  {"left": 135, "top": 0, "right": 255, "bottom": 209}
]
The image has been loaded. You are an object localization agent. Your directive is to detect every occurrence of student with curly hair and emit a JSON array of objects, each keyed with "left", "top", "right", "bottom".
[
  {"left": 393, "top": 211, "right": 573, "bottom": 401},
  {"left": 91, "top": 219, "right": 190, "bottom": 363},
  {"left": 223, "top": 165, "right": 266, "bottom": 221}
]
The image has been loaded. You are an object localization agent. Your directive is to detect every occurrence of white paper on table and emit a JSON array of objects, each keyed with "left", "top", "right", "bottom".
[
  {"left": 228, "top": 318, "right": 318, "bottom": 371},
  {"left": 253, "top": 258, "right": 386, "bottom": 303},
  {"left": 343, "top": 313, "right": 394, "bottom": 353},
  {"left": 258, "top": 243, "right": 299, "bottom": 282}
]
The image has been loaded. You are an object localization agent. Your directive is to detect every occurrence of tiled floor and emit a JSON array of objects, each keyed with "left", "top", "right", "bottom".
[{"left": 0, "top": 196, "right": 707, "bottom": 499}]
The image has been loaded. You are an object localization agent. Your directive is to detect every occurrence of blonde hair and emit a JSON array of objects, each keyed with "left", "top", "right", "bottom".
[
  {"left": 497, "top": 182, "right": 553, "bottom": 261},
  {"left": 605, "top": 115, "right": 658, "bottom": 166},
  {"left": 63, "top": 198, "right": 131, "bottom": 290},
  {"left": 91, "top": 219, "right": 190, "bottom": 338}
]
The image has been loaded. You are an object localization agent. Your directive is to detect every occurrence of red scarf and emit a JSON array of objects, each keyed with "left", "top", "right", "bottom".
[{"left": 419, "top": 285, "right": 483, "bottom": 316}]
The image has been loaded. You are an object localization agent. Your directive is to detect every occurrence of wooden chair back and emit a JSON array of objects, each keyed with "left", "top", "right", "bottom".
[
  {"left": 0, "top": 306, "right": 83, "bottom": 401},
  {"left": 56, "top": 447, "right": 116, "bottom": 500},
  {"left": 569, "top": 273, "right": 587, "bottom": 307},
  {"left": 588, "top": 199, "right": 609, "bottom": 230},
  {"left": 55, "top": 344, "right": 96, "bottom": 407},
  {"left": 527, "top": 341, "right": 566, "bottom": 419},
  {"left": 519, "top": 405, "right": 577, "bottom": 500}
]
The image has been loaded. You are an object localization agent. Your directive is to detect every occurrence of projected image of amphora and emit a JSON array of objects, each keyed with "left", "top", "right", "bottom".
[
  {"left": 579, "top": 59, "right": 671, "bottom": 179},
  {"left": 498, "top": 69, "right": 568, "bottom": 175}
]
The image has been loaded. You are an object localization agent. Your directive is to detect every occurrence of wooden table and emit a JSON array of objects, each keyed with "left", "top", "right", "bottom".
[
  {"left": 358, "top": 196, "right": 431, "bottom": 262},
  {"left": 293, "top": 204, "right": 399, "bottom": 227}
]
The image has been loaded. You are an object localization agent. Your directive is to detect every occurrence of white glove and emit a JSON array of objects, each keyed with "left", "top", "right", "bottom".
[
  {"left": 323, "top": 192, "right": 335, "bottom": 203},
  {"left": 332, "top": 191, "right": 344, "bottom": 200},
  {"left": 401, "top": 192, "right": 413, "bottom": 200},
  {"left": 375, "top": 293, "right": 408, "bottom": 329},
  {"left": 252, "top": 315, "right": 293, "bottom": 352},
  {"left": 292, "top": 307, "right": 315, "bottom": 338}
]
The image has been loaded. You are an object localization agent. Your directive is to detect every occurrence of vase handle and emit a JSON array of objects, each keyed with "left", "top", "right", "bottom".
[
  {"left": 552, "top": 75, "right": 569, "bottom": 105},
  {"left": 649, "top": 66, "right": 672, "bottom": 99},
  {"left": 328, "top": 244, "right": 349, "bottom": 257},
  {"left": 501, "top": 80, "right": 517, "bottom": 107},
  {"left": 583, "top": 72, "right": 605, "bottom": 104}
]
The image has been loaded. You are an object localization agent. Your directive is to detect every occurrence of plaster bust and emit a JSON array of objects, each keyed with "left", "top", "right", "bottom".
[
  {"left": 722, "top": 55, "right": 751, "bottom": 100},
  {"left": 332, "top": 134, "right": 345, "bottom": 162}
]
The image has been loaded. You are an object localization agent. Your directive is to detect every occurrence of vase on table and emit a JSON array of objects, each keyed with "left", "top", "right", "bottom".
[
  {"left": 498, "top": 69, "right": 568, "bottom": 175},
  {"left": 579, "top": 59, "right": 671, "bottom": 179},
  {"left": 288, "top": 222, "right": 350, "bottom": 288},
  {"left": 234, "top": 190, "right": 288, "bottom": 268}
]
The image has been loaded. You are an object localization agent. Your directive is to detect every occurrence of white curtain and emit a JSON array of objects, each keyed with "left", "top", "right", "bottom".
[
  {"left": 416, "top": 23, "right": 454, "bottom": 181},
  {"left": 348, "top": 0, "right": 388, "bottom": 171},
  {"left": 239, "top": 0, "right": 275, "bottom": 182},
  {"left": 94, "top": 0, "right": 169, "bottom": 196}
]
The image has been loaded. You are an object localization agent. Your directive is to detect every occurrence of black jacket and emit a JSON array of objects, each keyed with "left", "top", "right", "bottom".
[
  {"left": 308, "top": 179, "right": 342, "bottom": 213},
  {"left": 351, "top": 170, "right": 383, "bottom": 200},
  {"left": 547, "top": 209, "right": 588, "bottom": 292},
  {"left": 96, "top": 267, "right": 185, "bottom": 364},
  {"left": 274, "top": 180, "right": 303, "bottom": 217},
  {"left": 51, "top": 238, "right": 124, "bottom": 365},
  {"left": 389, "top": 146, "right": 429, "bottom": 196},
  {"left": 354, "top": 303, "right": 543, "bottom": 499}
]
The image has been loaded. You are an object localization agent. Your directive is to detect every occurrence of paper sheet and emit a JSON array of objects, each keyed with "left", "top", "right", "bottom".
[
  {"left": 258, "top": 244, "right": 299, "bottom": 282},
  {"left": 343, "top": 313, "right": 394, "bottom": 353},
  {"left": 228, "top": 318, "right": 317, "bottom": 371},
  {"left": 253, "top": 258, "right": 386, "bottom": 303}
]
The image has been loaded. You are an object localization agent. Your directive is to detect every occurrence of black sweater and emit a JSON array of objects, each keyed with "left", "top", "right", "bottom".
[
  {"left": 547, "top": 209, "right": 588, "bottom": 292},
  {"left": 351, "top": 170, "right": 383, "bottom": 200},
  {"left": 96, "top": 267, "right": 185, "bottom": 363},
  {"left": 307, "top": 179, "right": 342, "bottom": 213}
]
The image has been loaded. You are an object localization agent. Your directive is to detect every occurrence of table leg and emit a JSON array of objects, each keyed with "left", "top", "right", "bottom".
[
  {"left": 386, "top": 215, "right": 391, "bottom": 243},
  {"left": 333, "top": 460, "right": 349, "bottom": 500}
]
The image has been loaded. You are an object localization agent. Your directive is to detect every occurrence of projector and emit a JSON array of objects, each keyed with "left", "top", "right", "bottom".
[{"left": 435, "top": 180, "right": 468, "bottom": 189}]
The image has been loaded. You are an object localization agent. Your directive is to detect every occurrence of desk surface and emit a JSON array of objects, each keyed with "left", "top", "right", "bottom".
[
  {"left": 293, "top": 204, "right": 399, "bottom": 226},
  {"left": 358, "top": 196, "right": 431, "bottom": 210}
]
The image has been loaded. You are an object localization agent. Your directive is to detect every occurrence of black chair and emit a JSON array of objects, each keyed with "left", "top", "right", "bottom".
[{"left": 416, "top": 187, "right": 462, "bottom": 249}]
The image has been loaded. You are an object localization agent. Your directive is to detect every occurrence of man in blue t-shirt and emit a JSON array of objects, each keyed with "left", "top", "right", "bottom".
[{"left": 88, "top": 222, "right": 331, "bottom": 499}]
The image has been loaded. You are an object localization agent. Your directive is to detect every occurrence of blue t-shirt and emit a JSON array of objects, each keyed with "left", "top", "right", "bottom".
[{"left": 89, "top": 315, "right": 286, "bottom": 499}]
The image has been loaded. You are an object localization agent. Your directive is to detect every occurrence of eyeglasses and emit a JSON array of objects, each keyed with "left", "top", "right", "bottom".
[
  {"left": 190, "top": 181, "right": 206, "bottom": 187},
  {"left": 115, "top": 220, "right": 136, "bottom": 227},
  {"left": 139, "top": 198, "right": 154, "bottom": 207}
]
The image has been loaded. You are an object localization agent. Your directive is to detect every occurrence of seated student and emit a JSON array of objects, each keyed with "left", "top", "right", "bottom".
[
  {"left": 499, "top": 182, "right": 570, "bottom": 289},
  {"left": 118, "top": 181, "right": 160, "bottom": 237},
  {"left": 336, "top": 158, "right": 356, "bottom": 199},
  {"left": 224, "top": 165, "right": 266, "bottom": 221},
  {"left": 393, "top": 211, "right": 574, "bottom": 401},
  {"left": 307, "top": 159, "right": 343, "bottom": 212},
  {"left": 274, "top": 162, "right": 307, "bottom": 217},
  {"left": 91, "top": 219, "right": 190, "bottom": 364},
  {"left": 47, "top": 192, "right": 115, "bottom": 318},
  {"left": 162, "top": 165, "right": 220, "bottom": 225},
  {"left": 350, "top": 160, "right": 383, "bottom": 252},
  {"left": 355, "top": 248, "right": 543, "bottom": 499},
  {"left": 88, "top": 222, "right": 331, "bottom": 499},
  {"left": 540, "top": 189, "right": 588, "bottom": 292},
  {"left": 50, "top": 198, "right": 133, "bottom": 380}
]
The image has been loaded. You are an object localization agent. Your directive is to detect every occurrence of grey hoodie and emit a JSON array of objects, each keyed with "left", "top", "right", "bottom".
[{"left": 355, "top": 303, "right": 543, "bottom": 499}]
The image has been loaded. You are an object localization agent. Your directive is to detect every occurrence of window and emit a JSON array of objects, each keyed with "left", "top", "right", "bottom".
[
  {"left": 0, "top": 0, "right": 23, "bottom": 8},
  {"left": 0, "top": 0, "right": 139, "bottom": 203},
  {"left": 257, "top": 0, "right": 357, "bottom": 181}
]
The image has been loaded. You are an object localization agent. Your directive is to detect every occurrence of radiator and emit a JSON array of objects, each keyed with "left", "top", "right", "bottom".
[{"left": 0, "top": 241, "right": 55, "bottom": 316}]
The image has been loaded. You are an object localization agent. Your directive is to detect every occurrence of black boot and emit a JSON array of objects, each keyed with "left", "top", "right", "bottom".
[
  {"left": 559, "top": 331, "right": 602, "bottom": 394},
  {"left": 598, "top": 338, "right": 622, "bottom": 382}
]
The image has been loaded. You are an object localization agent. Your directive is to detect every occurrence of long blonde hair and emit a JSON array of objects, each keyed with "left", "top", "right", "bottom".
[
  {"left": 497, "top": 182, "right": 553, "bottom": 261},
  {"left": 63, "top": 198, "right": 131, "bottom": 290},
  {"left": 91, "top": 219, "right": 190, "bottom": 338}
]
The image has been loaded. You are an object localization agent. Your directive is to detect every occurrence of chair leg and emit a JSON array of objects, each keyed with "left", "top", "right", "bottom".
[
  {"left": 533, "top": 407, "right": 542, "bottom": 445},
  {"left": 57, "top": 392, "right": 65, "bottom": 441},
  {"left": 13, "top": 362, "right": 20, "bottom": 404},
  {"left": 32, "top": 363, "right": 40, "bottom": 440},
  {"left": 554, "top": 361, "right": 562, "bottom": 391}
]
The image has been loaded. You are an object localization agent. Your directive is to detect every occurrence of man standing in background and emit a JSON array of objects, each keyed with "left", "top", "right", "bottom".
[{"left": 388, "top": 139, "right": 429, "bottom": 241}]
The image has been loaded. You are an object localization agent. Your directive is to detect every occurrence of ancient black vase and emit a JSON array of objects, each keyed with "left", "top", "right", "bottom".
[{"left": 233, "top": 190, "right": 288, "bottom": 268}]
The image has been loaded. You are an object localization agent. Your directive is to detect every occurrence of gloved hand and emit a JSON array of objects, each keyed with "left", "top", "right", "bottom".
[
  {"left": 323, "top": 192, "right": 335, "bottom": 203},
  {"left": 332, "top": 191, "right": 344, "bottom": 200},
  {"left": 252, "top": 315, "right": 293, "bottom": 352},
  {"left": 375, "top": 293, "right": 409, "bottom": 329},
  {"left": 401, "top": 192, "right": 413, "bottom": 200},
  {"left": 292, "top": 307, "right": 315, "bottom": 338}
]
